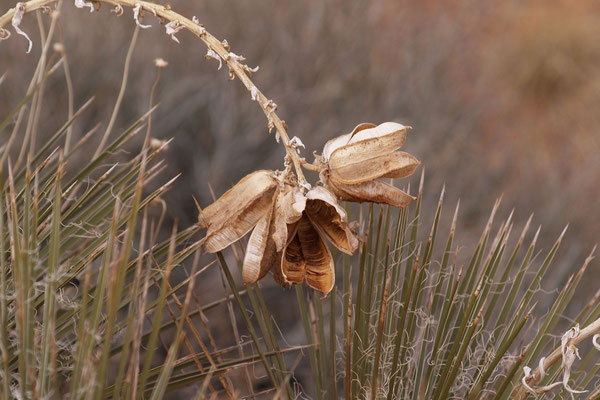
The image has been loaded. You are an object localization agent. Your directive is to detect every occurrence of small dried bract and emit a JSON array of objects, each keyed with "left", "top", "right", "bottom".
[
  {"left": 74, "top": 0, "right": 94, "bottom": 13},
  {"left": 205, "top": 49, "right": 222, "bottom": 70},
  {"left": 165, "top": 21, "right": 184, "bottom": 43},
  {"left": 192, "top": 16, "right": 207, "bottom": 35},
  {"left": 133, "top": 3, "right": 151, "bottom": 28},
  {"left": 111, "top": 4, "right": 123, "bottom": 16},
  {"left": 199, "top": 172, "right": 357, "bottom": 295},
  {"left": 12, "top": 2, "right": 32, "bottom": 54},
  {"left": 319, "top": 122, "right": 420, "bottom": 208},
  {"left": 250, "top": 85, "right": 259, "bottom": 101},
  {"left": 154, "top": 58, "right": 168, "bottom": 68}
]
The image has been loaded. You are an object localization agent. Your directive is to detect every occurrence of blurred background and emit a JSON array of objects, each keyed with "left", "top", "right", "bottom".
[{"left": 1, "top": 0, "right": 600, "bottom": 395}]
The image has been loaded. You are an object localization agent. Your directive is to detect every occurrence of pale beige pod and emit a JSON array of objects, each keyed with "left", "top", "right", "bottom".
[
  {"left": 271, "top": 184, "right": 305, "bottom": 253},
  {"left": 279, "top": 216, "right": 335, "bottom": 295},
  {"left": 322, "top": 122, "right": 420, "bottom": 209},
  {"left": 274, "top": 186, "right": 358, "bottom": 295},
  {"left": 305, "top": 186, "right": 358, "bottom": 255},
  {"left": 328, "top": 178, "right": 415, "bottom": 209},
  {"left": 242, "top": 202, "right": 276, "bottom": 284},
  {"left": 322, "top": 122, "right": 376, "bottom": 162},
  {"left": 328, "top": 122, "right": 409, "bottom": 167},
  {"left": 330, "top": 151, "right": 420, "bottom": 185},
  {"left": 200, "top": 170, "right": 278, "bottom": 253},
  {"left": 297, "top": 216, "right": 335, "bottom": 294}
]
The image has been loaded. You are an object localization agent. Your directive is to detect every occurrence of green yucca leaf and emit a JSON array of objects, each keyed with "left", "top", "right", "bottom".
[
  {"left": 216, "top": 252, "right": 280, "bottom": 392},
  {"left": 38, "top": 156, "right": 62, "bottom": 397},
  {"left": 148, "top": 244, "right": 199, "bottom": 400}
]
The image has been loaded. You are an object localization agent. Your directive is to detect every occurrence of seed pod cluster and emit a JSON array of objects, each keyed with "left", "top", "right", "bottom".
[
  {"left": 200, "top": 171, "right": 358, "bottom": 294},
  {"left": 199, "top": 122, "right": 419, "bottom": 295}
]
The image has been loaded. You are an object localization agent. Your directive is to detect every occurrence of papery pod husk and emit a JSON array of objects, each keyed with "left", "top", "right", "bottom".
[
  {"left": 329, "top": 122, "right": 408, "bottom": 169},
  {"left": 242, "top": 202, "right": 276, "bottom": 284},
  {"left": 271, "top": 190, "right": 289, "bottom": 253},
  {"left": 280, "top": 222, "right": 304, "bottom": 284},
  {"left": 305, "top": 186, "right": 358, "bottom": 255},
  {"left": 330, "top": 151, "right": 420, "bottom": 185},
  {"left": 278, "top": 216, "right": 335, "bottom": 295},
  {"left": 296, "top": 216, "right": 335, "bottom": 295},
  {"left": 350, "top": 121, "right": 408, "bottom": 144},
  {"left": 271, "top": 250, "right": 285, "bottom": 286},
  {"left": 288, "top": 185, "right": 307, "bottom": 222},
  {"left": 202, "top": 170, "right": 278, "bottom": 253},
  {"left": 327, "top": 178, "right": 415, "bottom": 209},
  {"left": 322, "top": 122, "right": 375, "bottom": 162},
  {"left": 272, "top": 184, "right": 305, "bottom": 252}
]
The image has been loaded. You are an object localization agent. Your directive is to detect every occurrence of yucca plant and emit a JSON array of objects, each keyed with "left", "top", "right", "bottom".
[{"left": 1, "top": 1, "right": 600, "bottom": 399}]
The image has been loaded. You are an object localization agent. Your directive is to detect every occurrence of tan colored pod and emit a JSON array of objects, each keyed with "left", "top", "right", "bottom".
[
  {"left": 331, "top": 151, "right": 420, "bottom": 185},
  {"left": 329, "top": 122, "right": 408, "bottom": 169},
  {"left": 297, "top": 216, "right": 335, "bottom": 294},
  {"left": 322, "top": 122, "right": 376, "bottom": 162},
  {"left": 242, "top": 203, "right": 276, "bottom": 284},
  {"left": 271, "top": 184, "right": 305, "bottom": 252},
  {"left": 278, "top": 216, "right": 335, "bottom": 294},
  {"left": 280, "top": 223, "right": 305, "bottom": 284},
  {"left": 305, "top": 186, "right": 358, "bottom": 255},
  {"left": 202, "top": 170, "right": 278, "bottom": 253},
  {"left": 328, "top": 178, "right": 415, "bottom": 209}
]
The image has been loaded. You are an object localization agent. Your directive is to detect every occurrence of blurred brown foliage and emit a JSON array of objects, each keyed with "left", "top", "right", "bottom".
[{"left": 2, "top": 0, "right": 599, "bottom": 295}]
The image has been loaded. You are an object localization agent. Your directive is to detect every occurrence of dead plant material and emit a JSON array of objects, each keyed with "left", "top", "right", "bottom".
[
  {"left": 199, "top": 170, "right": 278, "bottom": 253},
  {"left": 319, "top": 122, "right": 420, "bottom": 208},
  {"left": 274, "top": 186, "right": 358, "bottom": 295},
  {"left": 200, "top": 173, "right": 357, "bottom": 295}
]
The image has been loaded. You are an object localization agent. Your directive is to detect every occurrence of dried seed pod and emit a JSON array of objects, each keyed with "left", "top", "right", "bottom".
[
  {"left": 280, "top": 216, "right": 335, "bottom": 294},
  {"left": 305, "top": 186, "right": 358, "bottom": 254},
  {"left": 271, "top": 184, "right": 305, "bottom": 252},
  {"left": 296, "top": 216, "right": 334, "bottom": 294},
  {"left": 201, "top": 174, "right": 357, "bottom": 294},
  {"left": 328, "top": 178, "right": 415, "bottom": 208},
  {"left": 329, "top": 122, "right": 409, "bottom": 168},
  {"left": 321, "top": 122, "right": 420, "bottom": 208},
  {"left": 281, "top": 223, "right": 305, "bottom": 284},
  {"left": 330, "top": 151, "right": 420, "bottom": 185},
  {"left": 242, "top": 202, "right": 276, "bottom": 284},
  {"left": 274, "top": 186, "right": 356, "bottom": 295},
  {"left": 322, "top": 122, "right": 375, "bottom": 162},
  {"left": 200, "top": 170, "right": 278, "bottom": 253}
]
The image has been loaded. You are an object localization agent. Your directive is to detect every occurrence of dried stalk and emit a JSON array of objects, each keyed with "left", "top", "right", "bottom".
[
  {"left": 0, "top": 0, "right": 309, "bottom": 185},
  {"left": 513, "top": 316, "right": 600, "bottom": 399}
]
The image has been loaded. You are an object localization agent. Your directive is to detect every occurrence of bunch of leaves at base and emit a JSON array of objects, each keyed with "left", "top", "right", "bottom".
[{"left": 198, "top": 121, "right": 420, "bottom": 295}]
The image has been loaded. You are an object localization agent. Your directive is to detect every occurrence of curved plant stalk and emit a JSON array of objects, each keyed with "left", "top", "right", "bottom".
[
  {"left": 0, "top": 0, "right": 310, "bottom": 186},
  {"left": 513, "top": 316, "right": 600, "bottom": 400}
]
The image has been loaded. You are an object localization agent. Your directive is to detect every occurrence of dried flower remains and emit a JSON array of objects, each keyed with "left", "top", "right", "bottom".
[
  {"left": 198, "top": 121, "right": 419, "bottom": 295},
  {"left": 199, "top": 172, "right": 358, "bottom": 295},
  {"left": 12, "top": 2, "right": 32, "bottom": 53},
  {"left": 320, "top": 122, "right": 420, "bottom": 208}
]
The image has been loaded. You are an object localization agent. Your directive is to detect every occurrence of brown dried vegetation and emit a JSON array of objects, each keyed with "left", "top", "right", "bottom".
[{"left": 200, "top": 123, "right": 419, "bottom": 294}]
